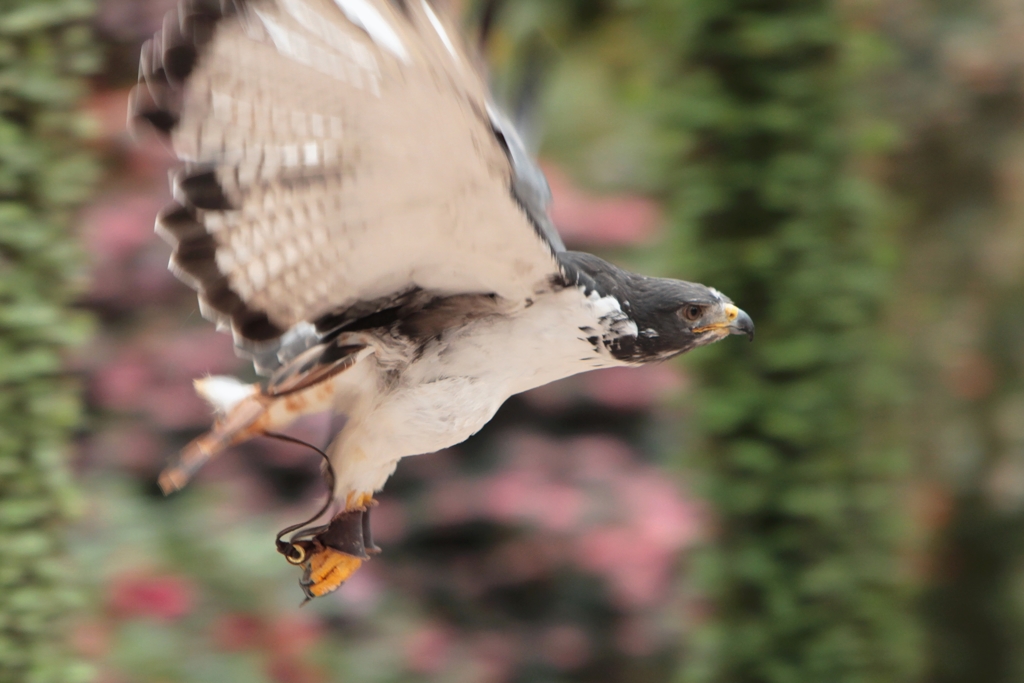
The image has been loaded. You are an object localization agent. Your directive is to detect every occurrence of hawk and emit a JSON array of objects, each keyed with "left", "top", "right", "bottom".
[{"left": 131, "top": 0, "right": 753, "bottom": 600}]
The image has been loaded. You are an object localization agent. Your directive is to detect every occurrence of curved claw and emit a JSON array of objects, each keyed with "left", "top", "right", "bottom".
[
  {"left": 362, "top": 506, "right": 382, "bottom": 555},
  {"left": 279, "top": 499, "right": 380, "bottom": 600}
]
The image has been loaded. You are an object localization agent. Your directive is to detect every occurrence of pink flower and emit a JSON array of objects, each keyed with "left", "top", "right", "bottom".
[
  {"left": 618, "top": 471, "right": 703, "bottom": 551},
  {"left": 125, "top": 133, "right": 177, "bottom": 179},
  {"left": 212, "top": 614, "right": 265, "bottom": 652},
  {"left": 152, "top": 328, "right": 241, "bottom": 379},
  {"left": 84, "top": 89, "right": 133, "bottom": 140},
  {"left": 532, "top": 483, "right": 584, "bottom": 533},
  {"left": 608, "top": 549, "right": 672, "bottom": 609},
  {"left": 268, "top": 614, "right": 323, "bottom": 657},
  {"left": 483, "top": 470, "right": 539, "bottom": 523},
  {"left": 428, "top": 478, "right": 479, "bottom": 525},
  {"left": 544, "top": 163, "right": 661, "bottom": 246},
  {"left": 260, "top": 413, "right": 334, "bottom": 467},
  {"left": 573, "top": 527, "right": 674, "bottom": 609},
  {"left": 505, "top": 432, "right": 565, "bottom": 472},
  {"left": 369, "top": 498, "right": 407, "bottom": 544},
  {"left": 488, "top": 539, "right": 552, "bottom": 584},
  {"left": 520, "top": 380, "right": 577, "bottom": 411},
  {"left": 91, "top": 351, "right": 153, "bottom": 411},
  {"left": 70, "top": 618, "right": 112, "bottom": 658},
  {"left": 575, "top": 526, "right": 633, "bottom": 576},
  {"left": 334, "top": 565, "right": 383, "bottom": 615},
  {"left": 581, "top": 364, "right": 686, "bottom": 410},
  {"left": 470, "top": 632, "right": 518, "bottom": 683},
  {"left": 81, "top": 195, "right": 163, "bottom": 264},
  {"left": 566, "top": 436, "right": 634, "bottom": 482},
  {"left": 128, "top": 247, "right": 179, "bottom": 302},
  {"left": 96, "top": 0, "right": 176, "bottom": 42},
  {"left": 108, "top": 573, "right": 195, "bottom": 621},
  {"left": 266, "top": 657, "right": 323, "bottom": 683},
  {"left": 89, "top": 426, "right": 161, "bottom": 472},
  {"left": 539, "top": 624, "right": 591, "bottom": 670},
  {"left": 141, "top": 378, "right": 210, "bottom": 429},
  {"left": 404, "top": 623, "right": 453, "bottom": 674}
]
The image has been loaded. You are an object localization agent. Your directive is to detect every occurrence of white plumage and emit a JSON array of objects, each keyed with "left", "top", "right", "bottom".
[
  {"left": 324, "top": 285, "right": 631, "bottom": 498},
  {"left": 134, "top": 0, "right": 752, "bottom": 598},
  {"left": 194, "top": 375, "right": 259, "bottom": 414}
]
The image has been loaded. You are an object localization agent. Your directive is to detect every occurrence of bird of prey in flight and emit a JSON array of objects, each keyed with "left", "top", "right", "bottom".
[{"left": 131, "top": 0, "right": 754, "bottom": 600}]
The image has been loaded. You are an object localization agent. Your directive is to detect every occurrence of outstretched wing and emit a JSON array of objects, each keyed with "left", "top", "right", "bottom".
[{"left": 131, "top": 0, "right": 564, "bottom": 371}]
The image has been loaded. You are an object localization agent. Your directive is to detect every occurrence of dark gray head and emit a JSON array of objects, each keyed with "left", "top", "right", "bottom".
[{"left": 558, "top": 252, "right": 754, "bottom": 363}]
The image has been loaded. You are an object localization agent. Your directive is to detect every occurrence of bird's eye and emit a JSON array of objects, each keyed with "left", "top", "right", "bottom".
[
  {"left": 680, "top": 305, "right": 704, "bottom": 322},
  {"left": 285, "top": 545, "right": 307, "bottom": 565}
]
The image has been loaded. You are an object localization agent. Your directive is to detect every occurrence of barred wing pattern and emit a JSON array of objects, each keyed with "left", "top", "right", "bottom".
[{"left": 132, "top": 0, "right": 563, "bottom": 366}]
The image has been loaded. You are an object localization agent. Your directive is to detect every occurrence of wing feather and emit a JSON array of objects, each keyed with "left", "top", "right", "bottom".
[{"left": 132, "top": 0, "right": 564, "bottom": 364}]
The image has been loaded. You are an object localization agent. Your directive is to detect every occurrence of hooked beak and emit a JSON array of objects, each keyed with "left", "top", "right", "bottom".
[
  {"left": 725, "top": 304, "right": 755, "bottom": 341},
  {"left": 691, "top": 303, "right": 755, "bottom": 341}
]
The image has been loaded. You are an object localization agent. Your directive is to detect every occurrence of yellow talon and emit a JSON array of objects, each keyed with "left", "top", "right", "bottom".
[
  {"left": 280, "top": 496, "right": 379, "bottom": 601},
  {"left": 303, "top": 548, "right": 364, "bottom": 598}
]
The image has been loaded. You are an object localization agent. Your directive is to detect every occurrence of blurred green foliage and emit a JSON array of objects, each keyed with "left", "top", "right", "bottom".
[
  {"left": 884, "top": 1, "right": 1024, "bottom": 680},
  {"left": 649, "top": 1, "right": 920, "bottom": 681},
  {"left": 489, "top": 1, "right": 922, "bottom": 680},
  {"left": 0, "top": 1, "right": 100, "bottom": 681}
]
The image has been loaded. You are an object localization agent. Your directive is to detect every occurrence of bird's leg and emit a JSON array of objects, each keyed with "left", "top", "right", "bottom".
[
  {"left": 158, "top": 389, "right": 268, "bottom": 493},
  {"left": 297, "top": 508, "right": 367, "bottom": 600},
  {"left": 278, "top": 493, "right": 380, "bottom": 600},
  {"left": 158, "top": 374, "right": 340, "bottom": 493}
]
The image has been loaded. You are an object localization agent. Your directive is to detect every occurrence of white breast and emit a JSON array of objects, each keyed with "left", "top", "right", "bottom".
[{"left": 329, "top": 287, "right": 634, "bottom": 496}]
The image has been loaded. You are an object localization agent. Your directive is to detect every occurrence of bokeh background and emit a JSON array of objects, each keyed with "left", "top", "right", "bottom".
[{"left": 3, "top": 0, "right": 1024, "bottom": 681}]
